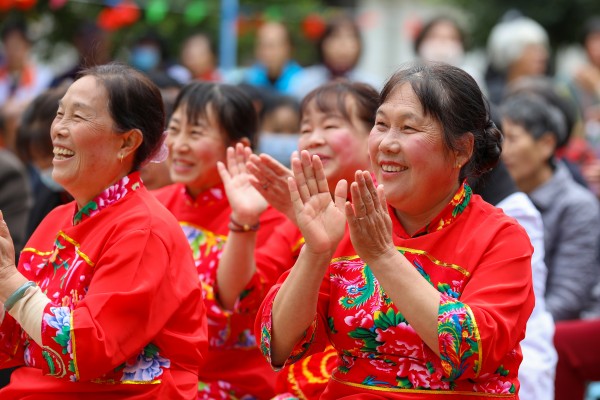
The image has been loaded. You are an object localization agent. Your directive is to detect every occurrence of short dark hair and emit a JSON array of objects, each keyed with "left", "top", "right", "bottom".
[
  {"left": 381, "top": 62, "right": 502, "bottom": 180},
  {"left": 500, "top": 94, "right": 566, "bottom": 151},
  {"left": 172, "top": 82, "right": 258, "bottom": 145},
  {"left": 301, "top": 81, "right": 379, "bottom": 133},
  {"left": 317, "top": 14, "right": 362, "bottom": 65},
  {"left": 79, "top": 63, "right": 166, "bottom": 171},
  {"left": 17, "top": 87, "right": 66, "bottom": 163},
  {"left": 582, "top": 16, "right": 600, "bottom": 45}
]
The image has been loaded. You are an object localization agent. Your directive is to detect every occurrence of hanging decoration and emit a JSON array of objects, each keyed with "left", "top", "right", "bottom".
[
  {"left": 184, "top": 0, "right": 207, "bottom": 26},
  {"left": 97, "top": 0, "right": 140, "bottom": 31},
  {"left": 15, "top": 0, "right": 36, "bottom": 10},
  {"left": 302, "top": 13, "right": 326, "bottom": 41},
  {"left": 145, "top": 0, "right": 168, "bottom": 24},
  {"left": 49, "top": 0, "right": 68, "bottom": 10}
]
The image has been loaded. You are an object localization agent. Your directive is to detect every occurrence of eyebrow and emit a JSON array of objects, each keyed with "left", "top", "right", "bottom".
[{"left": 57, "top": 100, "right": 96, "bottom": 114}]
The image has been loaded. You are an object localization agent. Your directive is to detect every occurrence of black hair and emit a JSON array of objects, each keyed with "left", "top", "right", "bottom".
[
  {"left": 413, "top": 16, "right": 466, "bottom": 54},
  {"left": 381, "top": 61, "right": 502, "bottom": 181},
  {"left": 79, "top": 63, "right": 166, "bottom": 170},
  {"left": 172, "top": 82, "right": 258, "bottom": 145},
  {"left": 301, "top": 80, "right": 379, "bottom": 133},
  {"left": 500, "top": 93, "right": 566, "bottom": 150}
]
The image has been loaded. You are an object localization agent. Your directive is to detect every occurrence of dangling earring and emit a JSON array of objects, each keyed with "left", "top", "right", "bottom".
[
  {"left": 456, "top": 162, "right": 462, "bottom": 169},
  {"left": 119, "top": 153, "right": 124, "bottom": 164}
]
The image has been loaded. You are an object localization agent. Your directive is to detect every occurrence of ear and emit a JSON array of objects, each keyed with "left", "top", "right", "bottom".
[
  {"left": 538, "top": 132, "right": 557, "bottom": 161},
  {"left": 455, "top": 132, "right": 475, "bottom": 168},
  {"left": 120, "top": 128, "right": 144, "bottom": 158}
]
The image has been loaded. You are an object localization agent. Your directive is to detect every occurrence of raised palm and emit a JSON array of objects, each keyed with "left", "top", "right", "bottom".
[
  {"left": 290, "top": 151, "right": 346, "bottom": 255},
  {"left": 218, "top": 144, "right": 268, "bottom": 223}
]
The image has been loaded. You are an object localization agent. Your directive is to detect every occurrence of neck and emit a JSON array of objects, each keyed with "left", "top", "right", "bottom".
[
  {"left": 516, "top": 164, "right": 553, "bottom": 194},
  {"left": 394, "top": 181, "right": 461, "bottom": 237}
]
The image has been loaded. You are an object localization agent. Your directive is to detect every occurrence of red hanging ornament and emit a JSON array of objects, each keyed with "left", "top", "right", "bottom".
[
  {"left": 302, "top": 13, "right": 326, "bottom": 41},
  {"left": 97, "top": 0, "right": 140, "bottom": 31},
  {"left": 14, "top": 0, "right": 36, "bottom": 10},
  {"left": 0, "top": 0, "right": 14, "bottom": 12}
]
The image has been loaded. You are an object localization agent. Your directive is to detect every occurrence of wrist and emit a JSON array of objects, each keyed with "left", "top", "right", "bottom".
[
  {"left": 0, "top": 272, "right": 29, "bottom": 304},
  {"left": 229, "top": 214, "right": 260, "bottom": 233}
]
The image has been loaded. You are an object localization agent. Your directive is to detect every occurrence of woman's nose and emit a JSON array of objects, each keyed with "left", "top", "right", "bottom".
[{"left": 303, "top": 129, "right": 326, "bottom": 148}]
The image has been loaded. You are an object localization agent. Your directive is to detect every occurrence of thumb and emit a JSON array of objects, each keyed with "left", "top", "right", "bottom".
[{"left": 0, "top": 210, "right": 10, "bottom": 239}]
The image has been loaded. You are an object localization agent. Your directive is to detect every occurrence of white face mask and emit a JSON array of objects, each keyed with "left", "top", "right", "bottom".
[
  {"left": 257, "top": 133, "right": 300, "bottom": 167},
  {"left": 39, "top": 167, "right": 64, "bottom": 192},
  {"left": 419, "top": 40, "right": 465, "bottom": 66}
]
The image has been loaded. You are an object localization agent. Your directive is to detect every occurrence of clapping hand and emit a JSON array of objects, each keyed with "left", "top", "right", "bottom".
[
  {"left": 0, "top": 211, "right": 16, "bottom": 277},
  {"left": 345, "top": 171, "right": 395, "bottom": 265},
  {"left": 217, "top": 143, "right": 267, "bottom": 225},
  {"left": 247, "top": 152, "right": 297, "bottom": 224},
  {"left": 288, "top": 150, "right": 346, "bottom": 255}
]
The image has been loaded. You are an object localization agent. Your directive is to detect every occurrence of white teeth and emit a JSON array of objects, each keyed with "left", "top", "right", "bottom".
[
  {"left": 53, "top": 147, "right": 75, "bottom": 156},
  {"left": 381, "top": 164, "right": 406, "bottom": 172}
]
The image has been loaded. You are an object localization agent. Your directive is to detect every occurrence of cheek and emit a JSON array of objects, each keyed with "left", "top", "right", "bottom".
[{"left": 192, "top": 140, "right": 226, "bottom": 164}]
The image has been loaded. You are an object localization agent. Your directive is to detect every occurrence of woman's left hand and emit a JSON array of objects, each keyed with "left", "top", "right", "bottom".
[
  {"left": 346, "top": 171, "right": 396, "bottom": 265},
  {"left": 217, "top": 143, "right": 268, "bottom": 225},
  {"left": 0, "top": 211, "right": 16, "bottom": 279}
]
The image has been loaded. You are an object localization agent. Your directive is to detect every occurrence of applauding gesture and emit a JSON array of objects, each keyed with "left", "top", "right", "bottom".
[
  {"left": 288, "top": 150, "right": 347, "bottom": 256},
  {"left": 345, "top": 170, "right": 395, "bottom": 265},
  {"left": 217, "top": 143, "right": 267, "bottom": 226}
]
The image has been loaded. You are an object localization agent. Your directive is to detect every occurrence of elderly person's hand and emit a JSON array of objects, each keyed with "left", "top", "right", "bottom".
[
  {"left": 289, "top": 150, "right": 346, "bottom": 256},
  {"left": 218, "top": 143, "right": 267, "bottom": 227},
  {"left": 0, "top": 211, "right": 27, "bottom": 305},
  {"left": 345, "top": 171, "right": 395, "bottom": 265},
  {"left": 246, "top": 152, "right": 297, "bottom": 224}
]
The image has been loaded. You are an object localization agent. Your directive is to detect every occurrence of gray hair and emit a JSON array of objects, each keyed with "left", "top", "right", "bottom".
[{"left": 487, "top": 17, "right": 549, "bottom": 72}]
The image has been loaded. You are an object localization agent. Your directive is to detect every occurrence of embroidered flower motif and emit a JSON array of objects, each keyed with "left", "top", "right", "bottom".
[
  {"left": 43, "top": 306, "right": 72, "bottom": 355},
  {"left": 344, "top": 309, "right": 373, "bottom": 329},
  {"left": 375, "top": 323, "right": 423, "bottom": 358},
  {"left": 473, "top": 373, "right": 514, "bottom": 394},
  {"left": 121, "top": 343, "right": 170, "bottom": 382}
]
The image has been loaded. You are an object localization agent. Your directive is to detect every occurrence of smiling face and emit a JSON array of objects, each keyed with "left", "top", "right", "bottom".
[
  {"left": 298, "top": 97, "right": 371, "bottom": 193},
  {"left": 166, "top": 104, "right": 228, "bottom": 197},
  {"left": 51, "top": 76, "right": 128, "bottom": 207},
  {"left": 369, "top": 82, "right": 462, "bottom": 225}
]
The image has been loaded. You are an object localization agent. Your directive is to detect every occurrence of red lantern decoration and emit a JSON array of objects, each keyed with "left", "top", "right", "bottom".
[
  {"left": 97, "top": 0, "right": 140, "bottom": 31},
  {"left": 302, "top": 13, "right": 326, "bottom": 41},
  {"left": 0, "top": 0, "right": 14, "bottom": 11},
  {"left": 14, "top": 0, "right": 36, "bottom": 10}
]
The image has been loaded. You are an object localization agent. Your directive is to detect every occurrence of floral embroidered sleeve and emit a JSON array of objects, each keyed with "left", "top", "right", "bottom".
[
  {"left": 40, "top": 304, "right": 75, "bottom": 378},
  {"left": 437, "top": 223, "right": 535, "bottom": 381},
  {"left": 437, "top": 293, "right": 481, "bottom": 380},
  {"left": 256, "top": 285, "right": 320, "bottom": 370}
]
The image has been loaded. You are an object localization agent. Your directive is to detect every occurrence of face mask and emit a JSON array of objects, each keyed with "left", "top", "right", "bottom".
[
  {"left": 419, "top": 40, "right": 464, "bottom": 66},
  {"left": 131, "top": 46, "right": 161, "bottom": 72},
  {"left": 257, "top": 133, "right": 300, "bottom": 167},
  {"left": 39, "top": 167, "right": 64, "bottom": 192}
]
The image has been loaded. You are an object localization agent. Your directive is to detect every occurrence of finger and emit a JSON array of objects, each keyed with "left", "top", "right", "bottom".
[
  {"left": 216, "top": 161, "right": 231, "bottom": 185},
  {"left": 291, "top": 155, "right": 311, "bottom": 202},
  {"left": 334, "top": 179, "right": 347, "bottom": 210},
  {"left": 313, "top": 155, "right": 329, "bottom": 193},
  {"left": 300, "top": 152, "right": 319, "bottom": 195},
  {"left": 287, "top": 176, "right": 305, "bottom": 217},
  {"left": 356, "top": 170, "right": 375, "bottom": 214},
  {"left": 234, "top": 143, "right": 248, "bottom": 174},
  {"left": 290, "top": 150, "right": 299, "bottom": 165},
  {"left": 225, "top": 146, "right": 239, "bottom": 176},
  {"left": 349, "top": 181, "right": 367, "bottom": 222},
  {"left": 344, "top": 200, "right": 360, "bottom": 226},
  {"left": 377, "top": 184, "right": 387, "bottom": 211}
]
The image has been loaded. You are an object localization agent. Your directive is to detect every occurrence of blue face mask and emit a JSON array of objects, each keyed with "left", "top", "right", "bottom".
[
  {"left": 131, "top": 46, "right": 160, "bottom": 72},
  {"left": 257, "top": 133, "right": 300, "bottom": 167},
  {"left": 39, "top": 167, "right": 64, "bottom": 193}
]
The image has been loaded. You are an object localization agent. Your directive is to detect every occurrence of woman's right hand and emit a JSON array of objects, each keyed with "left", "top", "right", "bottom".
[
  {"left": 288, "top": 150, "right": 346, "bottom": 255},
  {"left": 246, "top": 152, "right": 297, "bottom": 224},
  {"left": 217, "top": 143, "right": 267, "bottom": 225}
]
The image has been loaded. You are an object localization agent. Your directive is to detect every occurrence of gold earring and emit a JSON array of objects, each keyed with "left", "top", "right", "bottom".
[
  {"left": 119, "top": 154, "right": 124, "bottom": 163},
  {"left": 456, "top": 162, "right": 462, "bottom": 169}
]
